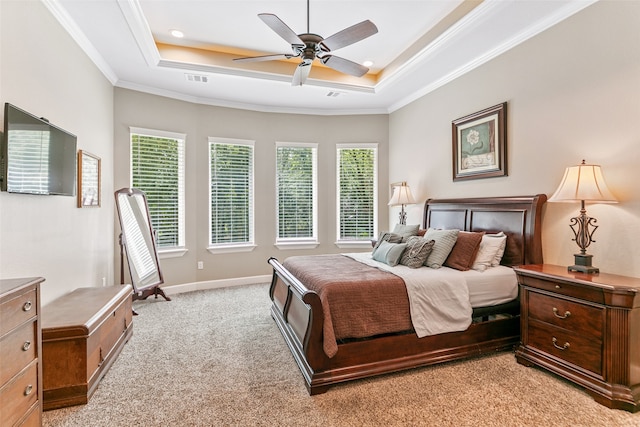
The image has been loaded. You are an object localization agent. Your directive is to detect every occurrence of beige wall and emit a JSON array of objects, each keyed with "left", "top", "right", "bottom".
[
  {"left": 0, "top": 1, "right": 115, "bottom": 305},
  {"left": 114, "top": 88, "right": 389, "bottom": 286},
  {"left": 389, "top": 0, "right": 640, "bottom": 277}
]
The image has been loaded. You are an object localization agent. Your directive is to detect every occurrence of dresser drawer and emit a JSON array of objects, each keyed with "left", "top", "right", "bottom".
[
  {"left": 0, "top": 361, "right": 39, "bottom": 427},
  {"left": 528, "top": 291, "right": 604, "bottom": 339},
  {"left": 0, "top": 320, "right": 37, "bottom": 385},
  {"left": 520, "top": 275, "right": 604, "bottom": 304},
  {"left": 0, "top": 288, "right": 37, "bottom": 336},
  {"left": 528, "top": 319, "right": 602, "bottom": 376}
]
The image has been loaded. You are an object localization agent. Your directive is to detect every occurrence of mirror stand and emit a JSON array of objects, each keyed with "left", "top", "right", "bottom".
[{"left": 119, "top": 233, "right": 171, "bottom": 303}]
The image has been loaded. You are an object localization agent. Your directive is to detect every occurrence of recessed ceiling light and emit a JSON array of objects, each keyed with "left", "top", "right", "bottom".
[
  {"left": 363, "top": 60, "right": 374, "bottom": 67},
  {"left": 170, "top": 29, "right": 184, "bottom": 38}
]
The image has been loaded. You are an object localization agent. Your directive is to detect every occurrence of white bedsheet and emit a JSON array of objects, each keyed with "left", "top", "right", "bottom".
[
  {"left": 347, "top": 253, "right": 473, "bottom": 338},
  {"left": 458, "top": 266, "right": 519, "bottom": 308}
]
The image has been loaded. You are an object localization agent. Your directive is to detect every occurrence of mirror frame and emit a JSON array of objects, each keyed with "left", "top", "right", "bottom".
[{"left": 115, "top": 187, "right": 165, "bottom": 296}]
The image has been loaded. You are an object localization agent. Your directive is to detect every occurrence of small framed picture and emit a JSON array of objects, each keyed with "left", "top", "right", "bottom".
[
  {"left": 452, "top": 102, "right": 507, "bottom": 181},
  {"left": 77, "top": 150, "right": 101, "bottom": 208}
]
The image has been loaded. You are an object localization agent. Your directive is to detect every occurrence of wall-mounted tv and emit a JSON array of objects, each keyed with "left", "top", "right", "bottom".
[{"left": 1, "top": 103, "right": 77, "bottom": 196}]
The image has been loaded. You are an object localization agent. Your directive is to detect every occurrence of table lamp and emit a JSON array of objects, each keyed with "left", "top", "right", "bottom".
[{"left": 548, "top": 160, "right": 617, "bottom": 273}]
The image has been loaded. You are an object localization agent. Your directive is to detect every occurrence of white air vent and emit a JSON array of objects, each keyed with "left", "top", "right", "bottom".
[
  {"left": 326, "top": 91, "right": 345, "bottom": 98},
  {"left": 185, "top": 73, "right": 209, "bottom": 83}
]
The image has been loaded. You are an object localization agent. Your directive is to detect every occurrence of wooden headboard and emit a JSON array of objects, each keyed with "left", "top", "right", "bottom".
[{"left": 423, "top": 194, "right": 547, "bottom": 266}]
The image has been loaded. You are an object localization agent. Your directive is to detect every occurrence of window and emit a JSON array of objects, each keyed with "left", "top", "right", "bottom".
[
  {"left": 209, "top": 137, "right": 255, "bottom": 253},
  {"left": 336, "top": 144, "right": 378, "bottom": 247},
  {"left": 275, "top": 142, "right": 318, "bottom": 249},
  {"left": 130, "top": 127, "right": 185, "bottom": 256}
]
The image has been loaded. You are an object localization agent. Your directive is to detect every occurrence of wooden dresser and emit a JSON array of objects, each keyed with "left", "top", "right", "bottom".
[
  {"left": 0, "top": 277, "right": 44, "bottom": 427},
  {"left": 514, "top": 264, "right": 640, "bottom": 412},
  {"left": 41, "top": 285, "right": 133, "bottom": 410}
]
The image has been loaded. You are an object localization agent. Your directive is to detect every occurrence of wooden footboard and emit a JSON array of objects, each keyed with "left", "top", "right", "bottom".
[{"left": 268, "top": 257, "right": 520, "bottom": 395}]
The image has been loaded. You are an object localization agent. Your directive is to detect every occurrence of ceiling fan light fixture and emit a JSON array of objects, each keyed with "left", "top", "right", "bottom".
[{"left": 233, "top": 3, "right": 377, "bottom": 86}]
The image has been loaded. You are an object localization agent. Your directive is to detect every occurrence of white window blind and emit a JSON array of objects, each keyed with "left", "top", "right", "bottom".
[
  {"left": 130, "top": 127, "right": 185, "bottom": 250},
  {"left": 337, "top": 144, "right": 378, "bottom": 241},
  {"left": 209, "top": 138, "right": 254, "bottom": 246},
  {"left": 276, "top": 143, "right": 317, "bottom": 241}
]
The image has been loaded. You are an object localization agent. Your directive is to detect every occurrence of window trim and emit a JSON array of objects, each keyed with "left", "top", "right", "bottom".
[
  {"left": 129, "top": 126, "right": 186, "bottom": 255},
  {"left": 335, "top": 143, "right": 378, "bottom": 248},
  {"left": 275, "top": 141, "right": 318, "bottom": 249},
  {"left": 207, "top": 137, "right": 255, "bottom": 253}
]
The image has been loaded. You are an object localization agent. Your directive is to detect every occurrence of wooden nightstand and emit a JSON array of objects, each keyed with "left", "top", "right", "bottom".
[{"left": 514, "top": 264, "right": 640, "bottom": 412}]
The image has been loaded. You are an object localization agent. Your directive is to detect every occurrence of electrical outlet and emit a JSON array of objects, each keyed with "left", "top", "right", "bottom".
[
  {"left": 102, "top": 277, "right": 106, "bottom": 287},
  {"left": 197, "top": 261, "right": 204, "bottom": 270}
]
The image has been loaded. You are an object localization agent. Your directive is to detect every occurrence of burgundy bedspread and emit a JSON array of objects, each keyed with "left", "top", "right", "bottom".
[{"left": 283, "top": 254, "right": 412, "bottom": 357}]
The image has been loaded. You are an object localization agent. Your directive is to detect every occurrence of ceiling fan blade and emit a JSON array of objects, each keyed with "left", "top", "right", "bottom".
[
  {"left": 320, "top": 20, "right": 378, "bottom": 52},
  {"left": 258, "top": 13, "right": 305, "bottom": 46},
  {"left": 234, "top": 53, "right": 295, "bottom": 63},
  {"left": 321, "top": 55, "right": 369, "bottom": 77},
  {"left": 292, "top": 61, "right": 312, "bottom": 86}
]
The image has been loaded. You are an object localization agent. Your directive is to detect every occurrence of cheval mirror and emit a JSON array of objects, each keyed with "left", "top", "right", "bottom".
[{"left": 115, "top": 187, "right": 170, "bottom": 303}]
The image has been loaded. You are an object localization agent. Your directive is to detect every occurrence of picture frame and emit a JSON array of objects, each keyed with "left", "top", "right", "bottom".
[
  {"left": 77, "top": 150, "right": 101, "bottom": 208},
  {"left": 452, "top": 102, "right": 507, "bottom": 181}
]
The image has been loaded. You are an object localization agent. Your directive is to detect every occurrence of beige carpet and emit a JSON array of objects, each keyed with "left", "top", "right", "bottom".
[{"left": 43, "top": 284, "right": 640, "bottom": 427}]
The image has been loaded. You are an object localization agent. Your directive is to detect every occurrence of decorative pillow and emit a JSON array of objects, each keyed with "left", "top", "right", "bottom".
[
  {"left": 491, "top": 232, "right": 508, "bottom": 266},
  {"left": 444, "top": 231, "right": 485, "bottom": 271},
  {"left": 372, "top": 241, "right": 408, "bottom": 267},
  {"left": 472, "top": 232, "right": 507, "bottom": 272},
  {"left": 422, "top": 228, "right": 460, "bottom": 268},
  {"left": 372, "top": 231, "right": 403, "bottom": 251},
  {"left": 392, "top": 224, "right": 420, "bottom": 241},
  {"left": 400, "top": 237, "right": 435, "bottom": 268}
]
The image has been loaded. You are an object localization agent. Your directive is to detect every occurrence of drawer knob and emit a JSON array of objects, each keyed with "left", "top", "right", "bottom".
[
  {"left": 552, "top": 307, "right": 571, "bottom": 319},
  {"left": 555, "top": 285, "right": 560, "bottom": 289},
  {"left": 22, "top": 341, "right": 31, "bottom": 351},
  {"left": 24, "top": 384, "right": 33, "bottom": 396},
  {"left": 22, "top": 301, "right": 32, "bottom": 312},
  {"left": 552, "top": 337, "right": 570, "bottom": 351}
]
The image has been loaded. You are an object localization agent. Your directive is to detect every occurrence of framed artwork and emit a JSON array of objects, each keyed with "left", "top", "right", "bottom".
[
  {"left": 77, "top": 150, "right": 101, "bottom": 208},
  {"left": 452, "top": 102, "right": 507, "bottom": 181}
]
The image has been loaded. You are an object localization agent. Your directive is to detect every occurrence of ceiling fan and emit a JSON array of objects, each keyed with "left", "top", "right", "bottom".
[{"left": 234, "top": 0, "right": 378, "bottom": 86}]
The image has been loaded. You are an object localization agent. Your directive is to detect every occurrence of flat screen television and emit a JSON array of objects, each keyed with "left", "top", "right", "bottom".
[{"left": 1, "top": 103, "right": 77, "bottom": 195}]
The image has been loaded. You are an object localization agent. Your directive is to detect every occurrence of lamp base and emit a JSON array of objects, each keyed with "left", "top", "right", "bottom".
[{"left": 568, "top": 253, "right": 599, "bottom": 274}]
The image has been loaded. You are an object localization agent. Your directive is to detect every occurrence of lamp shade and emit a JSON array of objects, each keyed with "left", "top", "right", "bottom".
[
  {"left": 388, "top": 182, "right": 415, "bottom": 206},
  {"left": 549, "top": 160, "right": 617, "bottom": 203}
]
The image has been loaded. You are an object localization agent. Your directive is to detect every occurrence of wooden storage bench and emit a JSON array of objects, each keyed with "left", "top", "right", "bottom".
[{"left": 41, "top": 285, "right": 133, "bottom": 410}]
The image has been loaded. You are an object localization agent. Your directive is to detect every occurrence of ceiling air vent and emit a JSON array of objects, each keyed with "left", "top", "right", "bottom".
[
  {"left": 326, "top": 91, "right": 345, "bottom": 98},
  {"left": 185, "top": 73, "right": 209, "bottom": 83}
]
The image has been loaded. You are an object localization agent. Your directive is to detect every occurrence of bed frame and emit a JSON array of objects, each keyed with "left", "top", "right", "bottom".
[{"left": 268, "top": 194, "right": 547, "bottom": 395}]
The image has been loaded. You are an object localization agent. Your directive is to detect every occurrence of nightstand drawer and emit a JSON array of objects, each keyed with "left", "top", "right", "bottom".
[
  {"left": 528, "top": 320, "right": 602, "bottom": 376},
  {"left": 520, "top": 275, "right": 604, "bottom": 304},
  {"left": 528, "top": 291, "right": 604, "bottom": 339}
]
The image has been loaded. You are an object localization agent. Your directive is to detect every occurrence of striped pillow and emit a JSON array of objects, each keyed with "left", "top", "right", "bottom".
[{"left": 422, "top": 228, "right": 460, "bottom": 268}]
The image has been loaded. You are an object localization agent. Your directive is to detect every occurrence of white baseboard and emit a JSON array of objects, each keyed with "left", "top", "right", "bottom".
[{"left": 161, "top": 275, "right": 271, "bottom": 296}]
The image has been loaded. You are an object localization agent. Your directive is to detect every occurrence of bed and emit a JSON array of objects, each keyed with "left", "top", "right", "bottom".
[{"left": 268, "top": 194, "right": 546, "bottom": 395}]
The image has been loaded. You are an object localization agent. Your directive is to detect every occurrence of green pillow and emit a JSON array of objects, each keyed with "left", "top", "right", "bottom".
[
  {"left": 372, "top": 241, "right": 408, "bottom": 267},
  {"left": 392, "top": 223, "right": 420, "bottom": 240}
]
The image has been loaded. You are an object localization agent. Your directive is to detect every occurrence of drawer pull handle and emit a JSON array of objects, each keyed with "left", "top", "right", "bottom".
[
  {"left": 22, "top": 301, "right": 32, "bottom": 312},
  {"left": 555, "top": 285, "right": 560, "bottom": 289},
  {"left": 552, "top": 337, "right": 570, "bottom": 350},
  {"left": 552, "top": 307, "right": 571, "bottom": 319},
  {"left": 24, "top": 384, "right": 33, "bottom": 396},
  {"left": 22, "top": 341, "right": 31, "bottom": 351}
]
